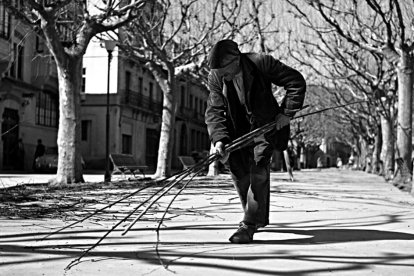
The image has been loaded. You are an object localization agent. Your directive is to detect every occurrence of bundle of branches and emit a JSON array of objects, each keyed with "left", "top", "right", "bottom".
[{"left": 43, "top": 100, "right": 365, "bottom": 270}]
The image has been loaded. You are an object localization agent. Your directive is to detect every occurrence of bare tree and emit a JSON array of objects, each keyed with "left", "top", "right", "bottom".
[
  {"left": 120, "top": 0, "right": 252, "bottom": 177},
  {"left": 5, "top": 0, "right": 148, "bottom": 184},
  {"left": 286, "top": 0, "right": 414, "bottom": 189}
]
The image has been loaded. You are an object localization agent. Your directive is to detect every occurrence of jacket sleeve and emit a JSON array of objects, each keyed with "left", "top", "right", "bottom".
[
  {"left": 205, "top": 72, "right": 231, "bottom": 145},
  {"left": 256, "top": 54, "right": 306, "bottom": 117}
]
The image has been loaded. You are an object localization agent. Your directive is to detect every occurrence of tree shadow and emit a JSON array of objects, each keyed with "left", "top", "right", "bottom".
[{"left": 1, "top": 222, "right": 414, "bottom": 275}]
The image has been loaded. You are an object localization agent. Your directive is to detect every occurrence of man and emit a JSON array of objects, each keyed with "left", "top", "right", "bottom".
[
  {"left": 33, "top": 139, "right": 45, "bottom": 170},
  {"left": 205, "top": 40, "right": 306, "bottom": 243}
]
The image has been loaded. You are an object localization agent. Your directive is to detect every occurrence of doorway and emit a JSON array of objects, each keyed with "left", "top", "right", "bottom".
[
  {"left": 146, "top": 128, "right": 159, "bottom": 170},
  {"left": 2, "top": 108, "right": 20, "bottom": 170}
]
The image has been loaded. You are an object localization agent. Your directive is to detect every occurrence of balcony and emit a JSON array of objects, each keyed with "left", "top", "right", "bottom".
[
  {"left": 122, "top": 90, "right": 163, "bottom": 115},
  {"left": 30, "top": 57, "right": 58, "bottom": 89},
  {"left": 177, "top": 106, "right": 205, "bottom": 123}
]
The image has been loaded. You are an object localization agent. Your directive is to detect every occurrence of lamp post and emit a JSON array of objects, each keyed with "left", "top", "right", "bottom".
[{"left": 104, "top": 40, "right": 117, "bottom": 182}]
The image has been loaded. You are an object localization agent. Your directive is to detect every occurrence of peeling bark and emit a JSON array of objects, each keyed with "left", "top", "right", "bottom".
[
  {"left": 154, "top": 68, "right": 176, "bottom": 178},
  {"left": 52, "top": 57, "right": 84, "bottom": 185},
  {"left": 380, "top": 114, "right": 395, "bottom": 180},
  {"left": 395, "top": 53, "right": 413, "bottom": 186}
]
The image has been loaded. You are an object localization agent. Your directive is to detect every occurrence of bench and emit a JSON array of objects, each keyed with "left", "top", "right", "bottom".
[
  {"left": 109, "top": 153, "right": 148, "bottom": 179},
  {"left": 178, "top": 156, "right": 196, "bottom": 170}
]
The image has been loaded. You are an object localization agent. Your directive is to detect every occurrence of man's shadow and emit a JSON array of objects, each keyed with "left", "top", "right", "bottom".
[{"left": 255, "top": 228, "right": 414, "bottom": 244}]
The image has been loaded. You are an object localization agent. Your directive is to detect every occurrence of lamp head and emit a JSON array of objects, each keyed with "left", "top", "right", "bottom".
[{"left": 103, "top": 40, "right": 117, "bottom": 53}]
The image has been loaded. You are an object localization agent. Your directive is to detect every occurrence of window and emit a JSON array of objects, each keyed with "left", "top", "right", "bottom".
[
  {"left": 16, "top": 44, "right": 23, "bottom": 79},
  {"left": 36, "top": 36, "right": 45, "bottom": 53},
  {"left": 81, "top": 120, "right": 91, "bottom": 141},
  {"left": 0, "top": 3, "right": 11, "bottom": 39},
  {"left": 138, "top": 77, "right": 143, "bottom": 94},
  {"left": 122, "top": 134, "right": 132, "bottom": 154},
  {"left": 199, "top": 99, "right": 204, "bottom": 113},
  {"left": 180, "top": 86, "right": 185, "bottom": 107},
  {"left": 156, "top": 88, "right": 162, "bottom": 103},
  {"left": 9, "top": 43, "right": 24, "bottom": 79},
  {"left": 195, "top": 97, "right": 198, "bottom": 113},
  {"left": 81, "top": 68, "right": 86, "bottom": 92},
  {"left": 149, "top": 82, "right": 154, "bottom": 106},
  {"left": 125, "top": 71, "right": 131, "bottom": 92},
  {"left": 197, "top": 131, "right": 202, "bottom": 150},
  {"left": 189, "top": 94, "right": 193, "bottom": 109},
  {"left": 36, "top": 91, "right": 58, "bottom": 127},
  {"left": 125, "top": 71, "right": 131, "bottom": 103},
  {"left": 146, "top": 128, "right": 159, "bottom": 168},
  {"left": 191, "top": 129, "right": 196, "bottom": 151}
]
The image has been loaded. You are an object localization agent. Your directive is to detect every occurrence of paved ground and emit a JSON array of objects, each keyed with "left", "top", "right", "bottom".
[
  {"left": 0, "top": 172, "right": 109, "bottom": 189},
  {"left": 1, "top": 169, "right": 414, "bottom": 276}
]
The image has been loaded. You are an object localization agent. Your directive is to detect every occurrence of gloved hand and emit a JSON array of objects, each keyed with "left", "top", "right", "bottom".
[
  {"left": 214, "top": 141, "right": 229, "bottom": 163},
  {"left": 274, "top": 113, "right": 290, "bottom": 131}
]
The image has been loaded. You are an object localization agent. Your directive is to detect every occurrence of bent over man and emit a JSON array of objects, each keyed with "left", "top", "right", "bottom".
[{"left": 205, "top": 40, "right": 306, "bottom": 243}]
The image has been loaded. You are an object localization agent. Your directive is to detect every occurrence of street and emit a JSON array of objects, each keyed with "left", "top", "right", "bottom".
[{"left": 0, "top": 169, "right": 413, "bottom": 276}]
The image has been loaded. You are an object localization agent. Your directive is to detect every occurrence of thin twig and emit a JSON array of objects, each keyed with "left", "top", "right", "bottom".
[
  {"left": 121, "top": 155, "right": 217, "bottom": 235},
  {"left": 64, "top": 183, "right": 168, "bottom": 270},
  {"left": 65, "top": 166, "right": 203, "bottom": 269},
  {"left": 121, "top": 168, "right": 197, "bottom": 235},
  {"left": 41, "top": 183, "right": 151, "bottom": 240},
  {"left": 155, "top": 164, "right": 209, "bottom": 268}
]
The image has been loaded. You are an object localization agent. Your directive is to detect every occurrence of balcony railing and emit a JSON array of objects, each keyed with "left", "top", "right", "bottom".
[
  {"left": 177, "top": 106, "right": 205, "bottom": 122},
  {"left": 122, "top": 91, "right": 163, "bottom": 115}
]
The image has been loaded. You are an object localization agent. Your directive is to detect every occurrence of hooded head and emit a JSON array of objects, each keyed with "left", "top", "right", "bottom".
[{"left": 208, "top": 40, "right": 240, "bottom": 69}]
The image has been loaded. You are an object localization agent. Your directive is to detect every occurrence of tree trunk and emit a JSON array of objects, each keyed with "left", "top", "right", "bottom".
[
  {"left": 380, "top": 114, "right": 395, "bottom": 180},
  {"left": 207, "top": 143, "right": 219, "bottom": 176},
  {"left": 372, "top": 122, "right": 382, "bottom": 175},
  {"left": 283, "top": 150, "right": 294, "bottom": 180},
  {"left": 53, "top": 56, "right": 84, "bottom": 184},
  {"left": 395, "top": 53, "right": 413, "bottom": 189},
  {"left": 154, "top": 70, "right": 176, "bottom": 178},
  {"left": 357, "top": 135, "right": 367, "bottom": 171}
]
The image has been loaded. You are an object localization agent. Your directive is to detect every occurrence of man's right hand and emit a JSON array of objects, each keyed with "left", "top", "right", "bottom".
[{"left": 214, "top": 141, "right": 229, "bottom": 163}]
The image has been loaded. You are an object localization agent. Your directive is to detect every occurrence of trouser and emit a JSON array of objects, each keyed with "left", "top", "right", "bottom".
[{"left": 228, "top": 147, "right": 271, "bottom": 227}]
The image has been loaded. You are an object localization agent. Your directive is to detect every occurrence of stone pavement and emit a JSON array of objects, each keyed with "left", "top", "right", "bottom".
[
  {"left": 1, "top": 169, "right": 414, "bottom": 276},
  {"left": 0, "top": 173, "right": 107, "bottom": 189}
]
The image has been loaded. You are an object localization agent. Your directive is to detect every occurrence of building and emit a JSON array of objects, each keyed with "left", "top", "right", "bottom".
[
  {"left": 80, "top": 38, "right": 210, "bottom": 171},
  {"left": 0, "top": 3, "right": 210, "bottom": 173},
  {"left": 0, "top": 3, "right": 59, "bottom": 171}
]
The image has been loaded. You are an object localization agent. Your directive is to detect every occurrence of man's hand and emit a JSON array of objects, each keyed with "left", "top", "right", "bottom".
[
  {"left": 274, "top": 113, "right": 290, "bottom": 130},
  {"left": 214, "top": 141, "right": 229, "bottom": 163}
]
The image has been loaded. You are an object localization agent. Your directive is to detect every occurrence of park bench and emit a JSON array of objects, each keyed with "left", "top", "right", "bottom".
[
  {"left": 109, "top": 153, "right": 148, "bottom": 179},
  {"left": 178, "top": 156, "right": 196, "bottom": 170}
]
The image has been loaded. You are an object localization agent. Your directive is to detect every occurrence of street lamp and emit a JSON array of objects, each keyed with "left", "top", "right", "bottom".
[{"left": 103, "top": 40, "right": 117, "bottom": 182}]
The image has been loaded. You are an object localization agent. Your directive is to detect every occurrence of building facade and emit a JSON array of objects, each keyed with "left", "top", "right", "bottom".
[
  {"left": 80, "top": 38, "right": 210, "bottom": 171},
  {"left": 0, "top": 3, "right": 59, "bottom": 172},
  {"left": 0, "top": 4, "right": 210, "bottom": 173}
]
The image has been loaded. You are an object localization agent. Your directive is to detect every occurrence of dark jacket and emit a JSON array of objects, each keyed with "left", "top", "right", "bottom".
[{"left": 205, "top": 53, "right": 306, "bottom": 157}]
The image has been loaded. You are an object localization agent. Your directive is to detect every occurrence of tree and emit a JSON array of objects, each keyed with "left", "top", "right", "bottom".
[
  {"left": 285, "top": 0, "right": 414, "bottom": 189},
  {"left": 120, "top": 0, "right": 252, "bottom": 177},
  {"left": 6, "top": 0, "right": 148, "bottom": 184}
]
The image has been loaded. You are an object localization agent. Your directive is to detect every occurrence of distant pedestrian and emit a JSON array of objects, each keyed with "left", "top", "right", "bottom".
[
  {"left": 317, "top": 156, "right": 323, "bottom": 170},
  {"left": 16, "top": 138, "right": 25, "bottom": 170},
  {"left": 336, "top": 157, "right": 343, "bottom": 169},
  {"left": 33, "top": 139, "right": 45, "bottom": 170}
]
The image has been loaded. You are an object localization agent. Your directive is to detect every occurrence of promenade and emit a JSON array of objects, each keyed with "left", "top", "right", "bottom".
[{"left": 1, "top": 169, "right": 413, "bottom": 275}]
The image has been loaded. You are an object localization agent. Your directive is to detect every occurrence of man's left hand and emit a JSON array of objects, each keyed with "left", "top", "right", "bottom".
[{"left": 274, "top": 113, "right": 290, "bottom": 130}]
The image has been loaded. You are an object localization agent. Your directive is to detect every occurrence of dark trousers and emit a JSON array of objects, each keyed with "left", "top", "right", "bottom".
[{"left": 228, "top": 147, "right": 271, "bottom": 227}]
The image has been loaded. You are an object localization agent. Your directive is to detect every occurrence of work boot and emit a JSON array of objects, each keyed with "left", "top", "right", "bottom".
[{"left": 229, "top": 222, "right": 257, "bottom": 244}]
